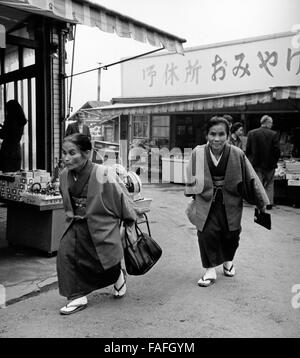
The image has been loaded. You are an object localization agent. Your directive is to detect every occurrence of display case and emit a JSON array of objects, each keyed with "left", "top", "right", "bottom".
[
  {"left": 274, "top": 159, "right": 300, "bottom": 207},
  {"left": 3, "top": 199, "right": 64, "bottom": 255},
  {"left": 0, "top": 170, "right": 64, "bottom": 255}
]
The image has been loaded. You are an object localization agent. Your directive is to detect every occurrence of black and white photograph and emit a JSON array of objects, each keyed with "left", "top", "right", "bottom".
[{"left": 0, "top": 0, "right": 299, "bottom": 344}]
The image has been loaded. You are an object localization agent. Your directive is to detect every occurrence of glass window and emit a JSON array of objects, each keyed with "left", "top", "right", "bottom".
[
  {"left": 5, "top": 45, "right": 19, "bottom": 72},
  {"left": 6, "top": 82, "right": 14, "bottom": 101},
  {"left": 23, "top": 48, "right": 35, "bottom": 67},
  {"left": 152, "top": 127, "right": 169, "bottom": 137},
  {"left": 0, "top": 85, "right": 4, "bottom": 125},
  {"left": 152, "top": 116, "right": 169, "bottom": 126},
  {"left": 151, "top": 115, "right": 170, "bottom": 148},
  {"left": 132, "top": 115, "right": 149, "bottom": 138},
  {"left": 104, "top": 126, "right": 113, "bottom": 142},
  {"left": 31, "top": 77, "right": 37, "bottom": 169}
]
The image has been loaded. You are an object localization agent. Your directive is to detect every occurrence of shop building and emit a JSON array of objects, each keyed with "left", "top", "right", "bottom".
[
  {"left": 86, "top": 31, "right": 300, "bottom": 203},
  {"left": 0, "top": 0, "right": 185, "bottom": 173},
  {"left": 0, "top": 0, "right": 185, "bottom": 252}
]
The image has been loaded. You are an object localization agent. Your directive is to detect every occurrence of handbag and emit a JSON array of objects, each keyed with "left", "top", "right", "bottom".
[
  {"left": 123, "top": 222, "right": 162, "bottom": 276},
  {"left": 254, "top": 208, "right": 271, "bottom": 230}
]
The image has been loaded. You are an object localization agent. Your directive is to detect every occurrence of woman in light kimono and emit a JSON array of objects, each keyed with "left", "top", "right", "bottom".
[
  {"left": 185, "top": 116, "right": 269, "bottom": 287},
  {"left": 57, "top": 133, "right": 137, "bottom": 315}
]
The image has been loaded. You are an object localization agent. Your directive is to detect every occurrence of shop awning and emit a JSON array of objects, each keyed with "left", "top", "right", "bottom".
[
  {"left": 0, "top": 0, "right": 186, "bottom": 53},
  {"left": 271, "top": 86, "right": 300, "bottom": 100},
  {"left": 90, "top": 86, "right": 300, "bottom": 116}
]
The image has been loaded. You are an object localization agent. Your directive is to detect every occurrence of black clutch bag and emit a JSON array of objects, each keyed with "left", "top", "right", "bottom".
[{"left": 254, "top": 208, "right": 271, "bottom": 230}]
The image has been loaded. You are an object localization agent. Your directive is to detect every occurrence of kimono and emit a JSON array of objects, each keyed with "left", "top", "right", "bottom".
[
  {"left": 228, "top": 134, "right": 243, "bottom": 150},
  {"left": 185, "top": 143, "right": 269, "bottom": 268},
  {"left": 57, "top": 160, "right": 137, "bottom": 300}
]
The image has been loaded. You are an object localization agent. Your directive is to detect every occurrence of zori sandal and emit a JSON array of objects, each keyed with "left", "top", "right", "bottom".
[
  {"left": 223, "top": 264, "right": 236, "bottom": 277},
  {"left": 60, "top": 296, "right": 88, "bottom": 315},
  {"left": 113, "top": 269, "right": 127, "bottom": 298},
  {"left": 197, "top": 275, "right": 216, "bottom": 287}
]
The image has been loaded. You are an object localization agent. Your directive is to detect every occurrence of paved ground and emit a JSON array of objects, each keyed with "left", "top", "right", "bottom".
[{"left": 0, "top": 184, "right": 300, "bottom": 338}]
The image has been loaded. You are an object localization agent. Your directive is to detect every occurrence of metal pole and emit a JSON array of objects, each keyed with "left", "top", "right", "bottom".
[
  {"left": 64, "top": 46, "right": 165, "bottom": 79},
  {"left": 68, "top": 25, "right": 76, "bottom": 117},
  {"left": 97, "top": 62, "right": 102, "bottom": 101}
]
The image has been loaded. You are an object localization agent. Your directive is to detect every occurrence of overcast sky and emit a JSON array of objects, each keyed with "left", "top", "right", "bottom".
[{"left": 66, "top": 0, "right": 300, "bottom": 113}]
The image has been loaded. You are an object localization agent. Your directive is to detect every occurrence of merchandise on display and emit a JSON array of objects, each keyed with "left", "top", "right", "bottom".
[{"left": 0, "top": 169, "right": 62, "bottom": 206}]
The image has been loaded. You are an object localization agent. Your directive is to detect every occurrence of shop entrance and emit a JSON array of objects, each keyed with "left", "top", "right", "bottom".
[
  {"left": 174, "top": 114, "right": 207, "bottom": 152},
  {"left": 175, "top": 116, "right": 194, "bottom": 152}
]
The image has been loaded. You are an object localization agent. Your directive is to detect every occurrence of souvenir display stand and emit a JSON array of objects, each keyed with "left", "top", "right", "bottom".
[
  {"left": 0, "top": 171, "right": 64, "bottom": 255},
  {"left": 0, "top": 167, "right": 153, "bottom": 256},
  {"left": 4, "top": 199, "right": 64, "bottom": 255},
  {"left": 274, "top": 159, "right": 300, "bottom": 207}
]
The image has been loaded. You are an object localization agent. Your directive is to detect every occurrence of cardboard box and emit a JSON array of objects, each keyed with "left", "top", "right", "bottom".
[
  {"left": 286, "top": 173, "right": 300, "bottom": 180},
  {"left": 288, "top": 179, "right": 300, "bottom": 186},
  {"left": 285, "top": 161, "right": 300, "bottom": 174}
]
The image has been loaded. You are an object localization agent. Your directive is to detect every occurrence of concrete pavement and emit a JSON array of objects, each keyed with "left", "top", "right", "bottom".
[{"left": 0, "top": 184, "right": 300, "bottom": 337}]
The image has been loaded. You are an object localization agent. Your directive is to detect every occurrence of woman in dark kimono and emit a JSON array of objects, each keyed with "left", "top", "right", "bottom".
[
  {"left": 185, "top": 117, "right": 269, "bottom": 287},
  {"left": 57, "top": 133, "right": 136, "bottom": 315},
  {"left": 0, "top": 100, "right": 27, "bottom": 172},
  {"left": 228, "top": 122, "right": 244, "bottom": 150}
]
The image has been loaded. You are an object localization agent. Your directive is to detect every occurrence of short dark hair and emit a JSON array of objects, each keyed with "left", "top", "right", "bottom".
[
  {"left": 231, "top": 122, "right": 244, "bottom": 134},
  {"left": 63, "top": 133, "right": 92, "bottom": 152},
  {"left": 207, "top": 116, "right": 230, "bottom": 136}
]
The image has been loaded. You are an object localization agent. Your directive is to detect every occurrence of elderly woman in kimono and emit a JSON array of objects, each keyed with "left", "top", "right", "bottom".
[
  {"left": 185, "top": 116, "right": 269, "bottom": 287},
  {"left": 57, "top": 133, "right": 137, "bottom": 315}
]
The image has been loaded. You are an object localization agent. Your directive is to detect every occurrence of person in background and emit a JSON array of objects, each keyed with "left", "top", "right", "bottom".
[
  {"left": 246, "top": 115, "right": 280, "bottom": 210},
  {"left": 0, "top": 100, "right": 27, "bottom": 172},
  {"left": 185, "top": 116, "right": 269, "bottom": 287},
  {"left": 223, "top": 114, "right": 233, "bottom": 132},
  {"left": 65, "top": 110, "right": 91, "bottom": 140},
  {"left": 57, "top": 133, "right": 137, "bottom": 315},
  {"left": 229, "top": 122, "right": 244, "bottom": 150}
]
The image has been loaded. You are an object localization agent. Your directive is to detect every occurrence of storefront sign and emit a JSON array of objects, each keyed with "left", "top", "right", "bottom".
[{"left": 121, "top": 32, "right": 299, "bottom": 97}]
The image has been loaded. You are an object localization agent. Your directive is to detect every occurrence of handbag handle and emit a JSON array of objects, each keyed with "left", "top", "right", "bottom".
[{"left": 124, "top": 222, "right": 137, "bottom": 250}]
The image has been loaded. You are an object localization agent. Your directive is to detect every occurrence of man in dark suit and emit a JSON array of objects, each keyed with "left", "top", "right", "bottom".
[
  {"left": 246, "top": 115, "right": 280, "bottom": 209},
  {"left": 65, "top": 110, "right": 91, "bottom": 140}
]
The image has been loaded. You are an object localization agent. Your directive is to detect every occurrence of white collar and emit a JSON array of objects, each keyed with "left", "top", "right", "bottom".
[{"left": 209, "top": 148, "right": 223, "bottom": 166}]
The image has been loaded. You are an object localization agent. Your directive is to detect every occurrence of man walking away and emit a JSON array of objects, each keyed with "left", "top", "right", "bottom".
[{"left": 245, "top": 115, "right": 280, "bottom": 209}]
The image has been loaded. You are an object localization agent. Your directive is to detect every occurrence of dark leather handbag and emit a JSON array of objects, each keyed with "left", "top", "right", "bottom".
[{"left": 123, "top": 223, "right": 162, "bottom": 276}]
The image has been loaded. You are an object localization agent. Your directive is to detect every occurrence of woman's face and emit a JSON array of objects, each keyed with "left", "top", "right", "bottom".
[
  {"left": 207, "top": 123, "right": 228, "bottom": 153},
  {"left": 62, "top": 141, "right": 89, "bottom": 171},
  {"left": 77, "top": 112, "right": 85, "bottom": 124},
  {"left": 235, "top": 126, "right": 244, "bottom": 137}
]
